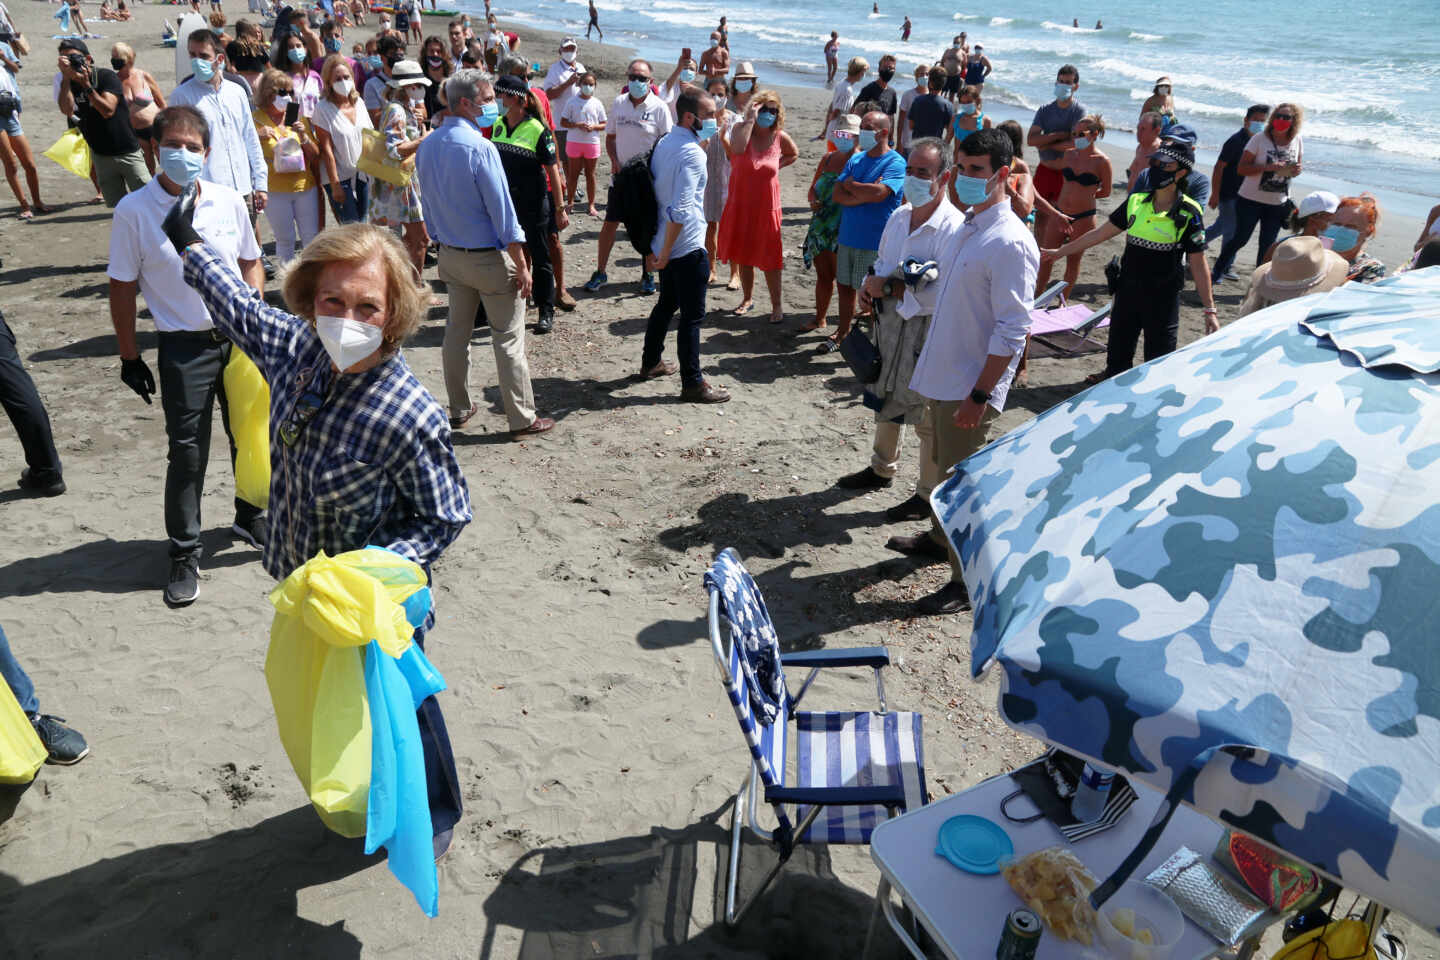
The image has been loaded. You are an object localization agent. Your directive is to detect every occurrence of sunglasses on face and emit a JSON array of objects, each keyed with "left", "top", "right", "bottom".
[
  {"left": 627, "top": 73, "right": 649, "bottom": 82},
  {"left": 1273, "top": 113, "right": 1294, "bottom": 121}
]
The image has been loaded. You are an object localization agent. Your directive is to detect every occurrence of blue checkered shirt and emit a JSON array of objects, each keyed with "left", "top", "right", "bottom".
[{"left": 182, "top": 244, "right": 472, "bottom": 583}]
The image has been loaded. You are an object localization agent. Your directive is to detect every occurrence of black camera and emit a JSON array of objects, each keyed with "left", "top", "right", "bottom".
[{"left": 67, "top": 52, "right": 87, "bottom": 72}]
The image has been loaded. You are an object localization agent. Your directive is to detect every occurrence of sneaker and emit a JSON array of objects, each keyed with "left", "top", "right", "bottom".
[
  {"left": 232, "top": 513, "right": 268, "bottom": 549},
  {"left": 1222, "top": 268, "right": 1241, "bottom": 281},
  {"left": 17, "top": 467, "right": 66, "bottom": 497},
  {"left": 164, "top": 556, "right": 200, "bottom": 607},
  {"left": 262, "top": 254, "right": 278, "bottom": 280},
  {"left": 639, "top": 272, "right": 656, "bottom": 295},
  {"left": 837, "top": 467, "right": 893, "bottom": 490},
  {"left": 584, "top": 270, "right": 608, "bottom": 292},
  {"left": 535, "top": 312, "right": 554, "bottom": 334},
  {"left": 29, "top": 713, "right": 89, "bottom": 764}
]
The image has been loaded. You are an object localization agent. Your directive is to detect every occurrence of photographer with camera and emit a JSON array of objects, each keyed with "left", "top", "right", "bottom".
[{"left": 56, "top": 38, "right": 150, "bottom": 206}]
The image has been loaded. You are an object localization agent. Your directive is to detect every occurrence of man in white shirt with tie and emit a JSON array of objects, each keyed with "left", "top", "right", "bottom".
[{"left": 893, "top": 127, "right": 1038, "bottom": 616}]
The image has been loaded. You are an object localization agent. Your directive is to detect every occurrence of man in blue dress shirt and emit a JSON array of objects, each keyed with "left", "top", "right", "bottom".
[
  {"left": 416, "top": 69, "right": 555, "bottom": 437},
  {"left": 640, "top": 84, "right": 730, "bottom": 403}
]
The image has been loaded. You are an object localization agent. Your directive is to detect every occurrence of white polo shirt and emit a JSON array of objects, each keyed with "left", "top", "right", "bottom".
[
  {"left": 871, "top": 197, "right": 966, "bottom": 319},
  {"left": 107, "top": 177, "right": 261, "bottom": 332},
  {"left": 606, "top": 90, "right": 672, "bottom": 165}
]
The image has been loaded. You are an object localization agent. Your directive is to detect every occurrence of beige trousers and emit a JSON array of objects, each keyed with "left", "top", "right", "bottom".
[
  {"left": 870, "top": 405, "right": 940, "bottom": 497},
  {"left": 437, "top": 247, "right": 536, "bottom": 430},
  {"left": 927, "top": 399, "right": 1001, "bottom": 583}
]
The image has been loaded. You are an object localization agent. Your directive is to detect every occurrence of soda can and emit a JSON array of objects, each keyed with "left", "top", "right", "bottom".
[{"left": 998, "top": 907, "right": 1043, "bottom": 960}]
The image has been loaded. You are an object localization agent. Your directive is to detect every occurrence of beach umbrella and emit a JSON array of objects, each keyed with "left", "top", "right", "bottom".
[{"left": 931, "top": 269, "right": 1440, "bottom": 931}]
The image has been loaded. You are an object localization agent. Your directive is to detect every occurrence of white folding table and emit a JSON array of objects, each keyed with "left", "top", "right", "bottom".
[{"left": 867, "top": 774, "right": 1269, "bottom": 960}]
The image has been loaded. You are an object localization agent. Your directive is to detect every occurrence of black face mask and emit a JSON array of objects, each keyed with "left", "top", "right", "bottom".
[
  {"left": 110, "top": 57, "right": 127, "bottom": 71},
  {"left": 1148, "top": 163, "right": 1176, "bottom": 189},
  {"left": 878, "top": 67, "right": 895, "bottom": 82}
]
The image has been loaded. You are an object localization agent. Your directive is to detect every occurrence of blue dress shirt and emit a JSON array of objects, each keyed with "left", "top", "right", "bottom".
[
  {"left": 650, "top": 125, "right": 706, "bottom": 259},
  {"left": 415, "top": 116, "right": 526, "bottom": 250}
]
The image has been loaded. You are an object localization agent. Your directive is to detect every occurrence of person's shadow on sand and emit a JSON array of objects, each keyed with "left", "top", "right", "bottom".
[
  {"left": 0, "top": 804, "right": 372, "bottom": 958},
  {"left": 0, "top": 531, "right": 256, "bottom": 595}
]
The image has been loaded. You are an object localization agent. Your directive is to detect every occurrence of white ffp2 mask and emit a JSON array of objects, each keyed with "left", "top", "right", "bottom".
[{"left": 316, "top": 315, "right": 384, "bottom": 370}]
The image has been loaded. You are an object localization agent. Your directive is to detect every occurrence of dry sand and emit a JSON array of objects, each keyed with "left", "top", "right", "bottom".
[{"left": 0, "top": 5, "right": 1432, "bottom": 959}]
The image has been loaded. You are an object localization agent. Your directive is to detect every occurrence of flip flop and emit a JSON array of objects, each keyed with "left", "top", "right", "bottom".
[
  {"left": 768, "top": 310, "right": 784, "bottom": 324},
  {"left": 17, "top": 209, "right": 33, "bottom": 221},
  {"left": 734, "top": 301, "right": 754, "bottom": 315}
]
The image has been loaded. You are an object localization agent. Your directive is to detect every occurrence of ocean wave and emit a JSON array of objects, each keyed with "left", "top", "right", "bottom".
[
  {"left": 1040, "top": 20, "right": 1090, "bottom": 33},
  {"left": 952, "top": 12, "right": 980, "bottom": 20},
  {"left": 989, "top": 16, "right": 1013, "bottom": 25},
  {"left": 1299, "top": 120, "right": 1440, "bottom": 163},
  {"left": 1088, "top": 57, "right": 1356, "bottom": 112},
  {"left": 643, "top": 7, "right": 717, "bottom": 29},
  {"left": 1128, "top": 31, "right": 1163, "bottom": 41}
]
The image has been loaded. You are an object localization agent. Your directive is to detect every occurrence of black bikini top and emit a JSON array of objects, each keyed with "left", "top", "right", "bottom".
[{"left": 1063, "top": 167, "right": 1101, "bottom": 186}]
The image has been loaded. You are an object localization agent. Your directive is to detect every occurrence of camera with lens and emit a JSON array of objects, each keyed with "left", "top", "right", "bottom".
[{"left": 67, "top": 52, "right": 87, "bottom": 72}]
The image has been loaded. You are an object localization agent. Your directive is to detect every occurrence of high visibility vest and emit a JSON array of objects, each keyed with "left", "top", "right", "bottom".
[
  {"left": 491, "top": 114, "right": 545, "bottom": 154},
  {"left": 1123, "top": 189, "right": 1203, "bottom": 251}
]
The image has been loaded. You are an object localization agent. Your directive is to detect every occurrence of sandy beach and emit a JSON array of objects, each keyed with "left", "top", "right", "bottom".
[{"left": 0, "top": 3, "right": 1433, "bottom": 958}]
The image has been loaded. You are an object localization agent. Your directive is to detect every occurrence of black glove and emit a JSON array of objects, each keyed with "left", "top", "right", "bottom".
[
  {"left": 120, "top": 356, "right": 156, "bottom": 404},
  {"left": 161, "top": 180, "right": 203, "bottom": 254}
]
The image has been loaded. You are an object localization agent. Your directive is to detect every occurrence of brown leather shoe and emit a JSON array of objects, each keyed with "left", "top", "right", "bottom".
[
  {"left": 681, "top": 380, "right": 731, "bottom": 404},
  {"left": 885, "top": 531, "right": 948, "bottom": 562},
  {"left": 512, "top": 416, "right": 556, "bottom": 438},
  {"left": 638, "top": 360, "right": 678, "bottom": 380},
  {"left": 914, "top": 581, "right": 970, "bottom": 616},
  {"left": 449, "top": 402, "right": 479, "bottom": 429},
  {"left": 555, "top": 289, "right": 577, "bottom": 311}
]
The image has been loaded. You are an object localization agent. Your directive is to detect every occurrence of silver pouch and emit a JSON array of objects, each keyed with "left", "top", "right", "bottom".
[{"left": 1144, "top": 846, "right": 1267, "bottom": 945}]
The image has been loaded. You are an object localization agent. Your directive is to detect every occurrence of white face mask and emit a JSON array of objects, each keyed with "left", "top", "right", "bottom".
[
  {"left": 273, "top": 94, "right": 292, "bottom": 111},
  {"left": 333, "top": 77, "right": 354, "bottom": 97},
  {"left": 406, "top": 87, "right": 425, "bottom": 102},
  {"left": 316, "top": 315, "right": 384, "bottom": 371},
  {"left": 561, "top": 49, "right": 576, "bottom": 63}
]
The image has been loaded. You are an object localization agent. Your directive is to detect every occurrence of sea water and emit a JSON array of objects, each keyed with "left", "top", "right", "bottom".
[{"left": 491, "top": 0, "right": 1440, "bottom": 216}]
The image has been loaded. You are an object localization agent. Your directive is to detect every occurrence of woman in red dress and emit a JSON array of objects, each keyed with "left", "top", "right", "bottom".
[{"left": 716, "top": 90, "right": 799, "bottom": 323}]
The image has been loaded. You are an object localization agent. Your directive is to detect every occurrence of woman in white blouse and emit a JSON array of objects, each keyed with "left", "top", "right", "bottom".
[{"left": 312, "top": 54, "right": 373, "bottom": 223}]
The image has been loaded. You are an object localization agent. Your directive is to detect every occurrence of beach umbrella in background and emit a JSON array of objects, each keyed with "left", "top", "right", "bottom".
[{"left": 930, "top": 269, "right": 1440, "bottom": 931}]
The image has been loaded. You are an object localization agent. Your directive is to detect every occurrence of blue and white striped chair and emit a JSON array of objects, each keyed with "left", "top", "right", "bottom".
[{"left": 704, "top": 548, "right": 927, "bottom": 927}]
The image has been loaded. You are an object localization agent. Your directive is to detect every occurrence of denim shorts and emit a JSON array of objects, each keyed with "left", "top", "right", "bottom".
[
  {"left": 836, "top": 243, "right": 879, "bottom": 289},
  {"left": 2, "top": 110, "right": 21, "bottom": 137}
]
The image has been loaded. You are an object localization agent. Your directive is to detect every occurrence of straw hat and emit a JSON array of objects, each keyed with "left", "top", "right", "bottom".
[
  {"left": 832, "top": 113, "right": 861, "bottom": 136},
  {"left": 733, "top": 60, "right": 757, "bottom": 80},
  {"left": 1239, "top": 236, "right": 1349, "bottom": 315},
  {"left": 386, "top": 59, "right": 430, "bottom": 87}
]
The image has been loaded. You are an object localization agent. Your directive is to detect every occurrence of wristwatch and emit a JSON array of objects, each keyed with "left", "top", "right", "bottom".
[{"left": 969, "top": 387, "right": 991, "bottom": 405}]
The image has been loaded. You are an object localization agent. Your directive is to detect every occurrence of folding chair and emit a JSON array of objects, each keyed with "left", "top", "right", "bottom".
[{"left": 704, "top": 548, "right": 927, "bottom": 928}]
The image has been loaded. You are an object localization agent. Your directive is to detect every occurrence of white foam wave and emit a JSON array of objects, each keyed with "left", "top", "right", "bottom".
[
  {"left": 1300, "top": 120, "right": 1440, "bottom": 163},
  {"left": 1126, "top": 90, "right": 1235, "bottom": 119},
  {"left": 1088, "top": 57, "right": 1356, "bottom": 113},
  {"left": 989, "top": 16, "right": 1013, "bottom": 25},
  {"left": 1128, "top": 31, "right": 1164, "bottom": 41},
  {"left": 1040, "top": 20, "right": 1090, "bottom": 33},
  {"left": 952, "top": 12, "right": 980, "bottom": 20},
  {"left": 644, "top": 7, "right": 717, "bottom": 29}
]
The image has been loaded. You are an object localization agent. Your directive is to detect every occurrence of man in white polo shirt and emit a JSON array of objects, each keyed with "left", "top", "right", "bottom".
[
  {"left": 543, "top": 37, "right": 583, "bottom": 158},
  {"left": 107, "top": 106, "right": 265, "bottom": 609},
  {"left": 583, "top": 57, "right": 671, "bottom": 296}
]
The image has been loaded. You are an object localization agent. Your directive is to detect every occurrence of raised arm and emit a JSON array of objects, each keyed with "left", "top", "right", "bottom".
[{"left": 182, "top": 244, "right": 303, "bottom": 380}]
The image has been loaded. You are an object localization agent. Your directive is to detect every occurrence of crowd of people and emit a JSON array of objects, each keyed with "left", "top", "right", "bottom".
[{"left": 2, "top": 1, "right": 1437, "bottom": 796}]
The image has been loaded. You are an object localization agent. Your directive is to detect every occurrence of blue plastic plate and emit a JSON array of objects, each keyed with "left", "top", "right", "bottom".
[{"left": 935, "top": 814, "right": 1013, "bottom": 874}]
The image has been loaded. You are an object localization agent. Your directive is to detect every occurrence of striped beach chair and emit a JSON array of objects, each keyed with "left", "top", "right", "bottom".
[{"left": 704, "top": 548, "right": 927, "bottom": 927}]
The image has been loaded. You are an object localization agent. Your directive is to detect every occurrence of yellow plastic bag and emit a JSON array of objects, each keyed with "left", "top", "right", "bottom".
[
  {"left": 42, "top": 128, "right": 92, "bottom": 180},
  {"left": 265, "top": 549, "right": 426, "bottom": 837},
  {"left": 356, "top": 127, "right": 414, "bottom": 187},
  {"left": 224, "top": 347, "right": 271, "bottom": 510},
  {"left": 0, "top": 675, "right": 46, "bottom": 785}
]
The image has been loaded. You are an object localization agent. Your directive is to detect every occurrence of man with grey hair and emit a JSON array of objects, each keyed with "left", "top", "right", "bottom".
[
  {"left": 827, "top": 108, "right": 905, "bottom": 344},
  {"left": 837, "top": 138, "right": 963, "bottom": 510},
  {"left": 415, "top": 69, "right": 555, "bottom": 437}
]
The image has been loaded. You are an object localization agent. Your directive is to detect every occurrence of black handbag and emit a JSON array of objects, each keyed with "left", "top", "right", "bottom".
[
  {"left": 0, "top": 92, "right": 18, "bottom": 120},
  {"left": 839, "top": 327, "right": 882, "bottom": 384}
]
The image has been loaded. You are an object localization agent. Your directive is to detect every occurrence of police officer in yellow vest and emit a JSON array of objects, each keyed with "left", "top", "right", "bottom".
[
  {"left": 492, "top": 73, "right": 571, "bottom": 334},
  {"left": 1041, "top": 138, "right": 1218, "bottom": 381}
]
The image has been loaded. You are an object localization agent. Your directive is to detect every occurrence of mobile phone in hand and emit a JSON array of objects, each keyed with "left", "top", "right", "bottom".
[
  {"left": 284, "top": 100, "right": 300, "bottom": 126},
  {"left": 681, "top": 47, "right": 691, "bottom": 60}
]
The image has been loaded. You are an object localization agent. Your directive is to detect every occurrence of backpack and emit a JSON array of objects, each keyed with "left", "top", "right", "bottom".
[{"left": 611, "top": 145, "right": 659, "bottom": 259}]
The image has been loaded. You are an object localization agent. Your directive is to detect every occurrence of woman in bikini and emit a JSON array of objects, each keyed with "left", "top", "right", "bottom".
[
  {"left": 112, "top": 43, "right": 166, "bottom": 175},
  {"left": 1034, "top": 113, "right": 1110, "bottom": 299}
]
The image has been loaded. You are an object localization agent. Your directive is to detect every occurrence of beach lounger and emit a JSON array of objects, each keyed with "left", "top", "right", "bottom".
[
  {"left": 1029, "top": 299, "right": 1113, "bottom": 357},
  {"left": 704, "top": 548, "right": 927, "bottom": 927}
]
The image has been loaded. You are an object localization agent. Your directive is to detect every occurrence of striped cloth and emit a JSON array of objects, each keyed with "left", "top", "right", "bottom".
[{"left": 795, "top": 710, "right": 926, "bottom": 844}]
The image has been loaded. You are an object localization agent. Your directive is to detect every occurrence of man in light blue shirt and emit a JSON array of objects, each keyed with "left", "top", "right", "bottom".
[
  {"left": 640, "top": 84, "right": 729, "bottom": 403},
  {"left": 416, "top": 69, "right": 554, "bottom": 437},
  {"left": 167, "top": 30, "right": 266, "bottom": 213}
]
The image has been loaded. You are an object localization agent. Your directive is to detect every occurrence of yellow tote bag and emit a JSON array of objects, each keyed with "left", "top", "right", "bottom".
[
  {"left": 223, "top": 347, "right": 271, "bottom": 510},
  {"left": 0, "top": 677, "right": 46, "bottom": 785},
  {"left": 356, "top": 127, "right": 414, "bottom": 187},
  {"left": 43, "top": 128, "right": 92, "bottom": 179},
  {"left": 265, "top": 550, "right": 424, "bottom": 837}
]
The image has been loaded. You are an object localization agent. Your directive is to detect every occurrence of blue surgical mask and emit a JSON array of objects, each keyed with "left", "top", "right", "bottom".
[
  {"left": 697, "top": 117, "right": 718, "bottom": 140},
  {"left": 1053, "top": 82, "right": 1073, "bottom": 101},
  {"left": 679, "top": 68, "right": 695, "bottom": 83},
  {"left": 158, "top": 145, "right": 205, "bottom": 187},
  {"left": 628, "top": 78, "right": 649, "bottom": 99},
  {"left": 367, "top": 55, "right": 384, "bottom": 70},
  {"left": 1322, "top": 224, "right": 1361, "bottom": 252},
  {"left": 1075, "top": 136, "right": 1092, "bottom": 150},
  {"left": 1247, "top": 119, "right": 1266, "bottom": 135},
  {"left": 733, "top": 79, "right": 753, "bottom": 93},
  {"left": 476, "top": 101, "right": 500, "bottom": 127},
  {"left": 579, "top": 84, "right": 595, "bottom": 96},
  {"left": 830, "top": 132, "right": 853, "bottom": 151},
  {"left": 959, "top": 102, "right": 976, "bottom": 116},
  {"left": 325, "top": 36, "right": 342, "bottom": 53},
  {"left": 756, "top": 108, "right": 777, "bottom": 128},
  {"left": 857, "top": 129, "right": 877, "bottom": 151},
  {"left": 952, "top": 171, "right": 993, "bottom": 207},
  {"left": 287, "top": 46, "right": 306, "bottom": 64},
  {"left": 191, "top": 57, "right": 215, "bottom": 82},
  {"left": 902, "top": 174, "right": 934, "bottom": 206}
]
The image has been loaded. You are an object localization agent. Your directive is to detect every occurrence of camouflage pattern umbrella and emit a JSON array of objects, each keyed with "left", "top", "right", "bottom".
[{"left": 931, "top": 269, "right": 1440, "bottom": 931}]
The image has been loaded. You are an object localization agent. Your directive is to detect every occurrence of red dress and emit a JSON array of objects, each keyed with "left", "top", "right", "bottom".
[{"left": 717, "top": 132, "right": 784, "bottom": 271}]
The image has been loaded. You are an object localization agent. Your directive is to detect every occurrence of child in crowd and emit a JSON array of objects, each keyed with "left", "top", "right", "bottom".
[{"left": 560, "top": 72, "right": 605, "bottom": 218}]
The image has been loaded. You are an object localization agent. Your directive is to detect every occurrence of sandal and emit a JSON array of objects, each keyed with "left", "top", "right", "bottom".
[
  {"left": 17, "top": 209, "right": 32, "bottom": 221},
  {"left": 768, "top": 308, "right": 784, "bottom": 324},
  {"left": 734, "top": 300, "right": 754, "bottom": 315}
]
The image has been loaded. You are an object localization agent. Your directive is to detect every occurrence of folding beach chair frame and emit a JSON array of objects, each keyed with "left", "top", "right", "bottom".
[
  {"left": 708, "top": 589, "right": 907, "bottom": 929},
  {"left": 1029, "top": 279, "right": 1115, "bottom": 357}
]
